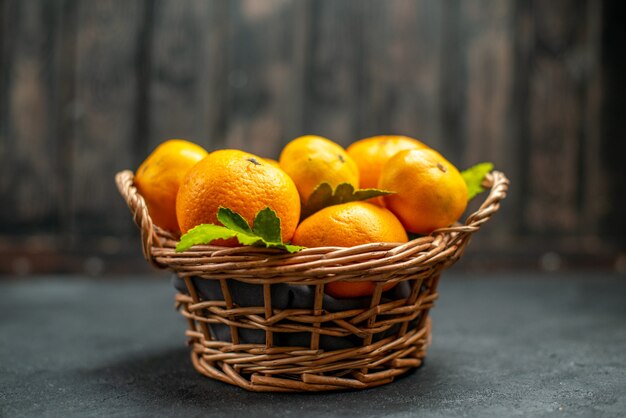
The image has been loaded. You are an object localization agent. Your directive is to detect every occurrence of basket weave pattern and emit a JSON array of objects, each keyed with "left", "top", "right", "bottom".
[{"left": 116, "top": 169, "right": 509, "bottom": 392}]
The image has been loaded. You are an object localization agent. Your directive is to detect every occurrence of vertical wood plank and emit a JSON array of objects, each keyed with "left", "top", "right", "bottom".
[
  {"left": 600, "top": 0, "right": 626, "bottom": 244},
  {"left": 131, "top": 0, "right": 154, "bottom": 166},
  {"left": 439, "top": 0, "right": 466, "bottom": 165},
  {"left": 54, "top": 0, "right": 79, "bottom": 247},
  {"left": 0, "top": 1, "right": 17, "bottom": 220},
  {"left": 223, "top": 0, "right": 301, "bottom": 158},
  {"left": 462, "top": 0, "right": 515, "bottom": 171},
  {"left": 524, "top": 0, "right": 592, "bottom": 235},
  {"left": 146, "top": 0, "right": 228, "bottom": 153},
  {"left": 579, "top": 0, "right": 605, "bottom": 244},
  {"left": 510, "top": 0, "right": 533, "bottom": 240},
  {"left": 0, "top": 0, "right": 62, "bottom": 233},
  {"left": 358, "top": 0, "right": 444, "bottom": 146},
  {"left": 282, "top": 0, "right": 311, "bottom": 145},
  {"left": 302, "top": 0, "right": 363, "bottom": 148},
  {"left": 459, "top": 0, "right": 517, "bottom": 244},
  {"left": 70, "top": 0, "right": 146, "bottom": 237}
]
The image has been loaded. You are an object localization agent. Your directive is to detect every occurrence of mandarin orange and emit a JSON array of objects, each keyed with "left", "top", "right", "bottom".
[
  {"left": 346, "top": 135, "right": 428, "bottom": 190},
  {"left": 379, "top": 148, "right": 468, "bottom": 234},
  {"left": 279, "top": 135, "right": 359, "bottom": 204},
  {"left": 291, "top": 201, "right": 408, "bottom": 298},
  {"left": 176, "top": 150, "right": 301, "bottom": 243},
  {"left": 134, "top": 139, "right": 208, "bottom": 232}
]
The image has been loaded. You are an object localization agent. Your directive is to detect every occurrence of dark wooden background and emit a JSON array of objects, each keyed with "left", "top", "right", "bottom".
[{"left": 0, "top": 0, "right": 624, "bottom": 276}]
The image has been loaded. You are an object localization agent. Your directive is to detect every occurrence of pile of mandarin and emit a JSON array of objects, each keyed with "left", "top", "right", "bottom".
[{"left": 134, "top": 135, "right": 468, "bottom": 297}]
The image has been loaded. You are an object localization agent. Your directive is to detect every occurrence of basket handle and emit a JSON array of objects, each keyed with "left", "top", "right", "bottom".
[
  {"left": 115, "top": 170, "right": 162, "bottom": 267},
  {"left": 464, "top": 170, "right": 509, "bottom": 230},
  {"left": 432, "top": 170, "right": 510, "bottom": 242}
]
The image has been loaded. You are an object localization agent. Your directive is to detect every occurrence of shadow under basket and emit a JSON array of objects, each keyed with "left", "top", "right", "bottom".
[{"left": 116, "top": 170, "right": 509, "bottom": 392}]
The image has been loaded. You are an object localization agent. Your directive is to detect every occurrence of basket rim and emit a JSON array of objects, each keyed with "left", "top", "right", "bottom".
[{"left": 115, "top": 169, "right": 509, "bottom": 274}]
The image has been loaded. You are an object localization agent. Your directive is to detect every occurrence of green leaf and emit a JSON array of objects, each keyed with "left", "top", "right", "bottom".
[
  {"left": 175, "top": 224, "right": 238, "bottom": 252},
  {"left": 267, "top": 242, "right": 306, "bottom": 253},
  {"left": 303, "top": 183, "right": 334, "bottom": 219},
  {"left": 175, "top": 207, "right": 305, "bottom": 253},
  {"left": 301, "top": 182, "right": 394, "bottom": 219},
  {"left": 217, "top": 207, "right": 252, "bottom": 234},
  {"left": 252, "top": 207, "right": 282, "bottom": 243},
  {"left": 351, "top": 188, "right": 393, "bottom": 202},
  {"left": 461, "top": 162, "right": 494, "bottom": 201},
  {"left": 233, "top": 233, "right": 265, "bottom": 247}
]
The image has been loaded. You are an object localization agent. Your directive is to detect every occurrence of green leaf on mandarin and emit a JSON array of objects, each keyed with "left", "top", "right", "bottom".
[
  {"left": 301, "top": 182, "right": 394, "bottom": 220},
  {"left": 461, "top": 162, "right": 494, "bottom": 201}
]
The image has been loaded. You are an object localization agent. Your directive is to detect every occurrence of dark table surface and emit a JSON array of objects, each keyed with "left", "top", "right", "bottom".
[{"left": 1, "top": 272, "right": 625, "bottom": 417}]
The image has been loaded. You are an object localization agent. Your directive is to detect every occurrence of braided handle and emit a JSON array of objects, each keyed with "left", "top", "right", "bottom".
[
  {"left": 464, "top": 170, "right": 509, "bottom": 230},
  {"left": 115, "top": 170, "right": 162, "bottom": 267},
  {"left": 432, "top": 170, "right": 509, "bottom": 253}
]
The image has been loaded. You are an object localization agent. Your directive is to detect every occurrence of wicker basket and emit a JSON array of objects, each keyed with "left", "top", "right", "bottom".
[{"left": 116, "top": 169, "right": 509, "bottom": 392}]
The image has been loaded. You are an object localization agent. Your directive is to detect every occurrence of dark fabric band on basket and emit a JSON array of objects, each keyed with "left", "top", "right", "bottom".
[{"left": 173, "top": 275, "right": 418, "bottom": 350}]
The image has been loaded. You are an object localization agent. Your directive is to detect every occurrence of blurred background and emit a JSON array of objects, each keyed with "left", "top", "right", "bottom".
[{"left": 0, "top": 0, "right": 624, "bottom": 277}]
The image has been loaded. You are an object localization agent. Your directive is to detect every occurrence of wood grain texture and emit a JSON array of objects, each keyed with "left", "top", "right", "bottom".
[
  {"left": 146, "top": 0, "right": 227, "bottom": 153},
  {"left": 0, "top": 1, "right": 62, "bottom": 232},
  {"left": 70, "top": 0, "right": 146, "bottom": 236},
  {"left": 358, "top": 0, "right": 444, "bottom": 147},
  {"left": 601, "top": 0, "right": 626, "bottom": 246},
  {"left": 439, "top": 0, "right": 465, "bottom": 165},
  {"left": 224, "top": 0, "right": 300, "bottom": 158},
  {"left": 302, "top": 0, "right": 362, "bottom": 147},
  {"left": 525, "top": 0, "right": 588, "bottom": 234},
  {"left": 454, "top": 0, "right": 517, "bottom": 246},
  {"left": 0, "top": 0, "right": 622, "bottom": 273}
]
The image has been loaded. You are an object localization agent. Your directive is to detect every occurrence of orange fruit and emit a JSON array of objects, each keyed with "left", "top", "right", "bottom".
[
  {"left": 291, "top": 201, "right": 408, "bottom": 298},
  {"left": 378, "top": 148, "right": 468, "bottom": 234},
  {"left": 176, "top": 149, "right": 301, "bottom": 244},
  {"left": 134, "top": 139, "right": 208, "bottom": 232},
  {"left": 279, "top": 135, "right": 359, "bottom": 204},
  {"left": 262, "top": 158, "right": 281, "bottom": 169},
  {"left": 347, "top": 135, "right": 428, "bottom": 189}
]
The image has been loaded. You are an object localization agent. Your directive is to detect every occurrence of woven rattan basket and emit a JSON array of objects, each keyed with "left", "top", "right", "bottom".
[{"left": 116, "top": 169, "right": 508, "bottom": 392}]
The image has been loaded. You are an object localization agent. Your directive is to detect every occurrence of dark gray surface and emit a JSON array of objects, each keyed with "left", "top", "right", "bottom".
[{"left": 1, "top": 272, "right": 625, "bottom": 417}]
